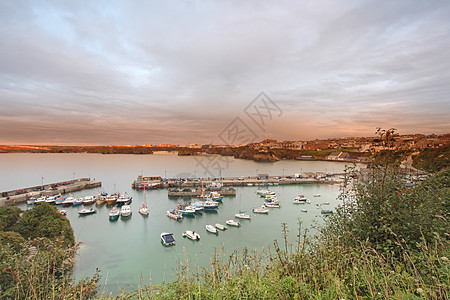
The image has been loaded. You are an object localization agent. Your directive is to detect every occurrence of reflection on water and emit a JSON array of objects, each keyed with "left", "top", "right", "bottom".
[{"left": 1, "top": 153, "right": 353, "bottom": 295}]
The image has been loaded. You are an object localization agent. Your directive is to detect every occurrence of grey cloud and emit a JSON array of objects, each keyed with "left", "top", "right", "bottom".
[{"left": 0, "top": 0, "right": 449, "bottom": 145}]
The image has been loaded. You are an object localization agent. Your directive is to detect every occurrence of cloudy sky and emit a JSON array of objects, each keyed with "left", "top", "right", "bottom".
[{"left": 1, "top": 0, "right": 449, "bottom": 145}]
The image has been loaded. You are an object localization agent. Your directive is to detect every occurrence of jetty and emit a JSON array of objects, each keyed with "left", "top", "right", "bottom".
[
  {"left": 132, "top": 172, "right": 347, "bottom": 191},
  {"left": 0, "top": 178, "right": 102, "bottom": 207},
  {"left": 168, "top": 187, "right": 236, "bottom": 197}
]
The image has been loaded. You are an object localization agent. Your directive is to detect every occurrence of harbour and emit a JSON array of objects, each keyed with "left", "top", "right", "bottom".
[{"left": 1, "top": 153, "right": 354, "bottom": 294}]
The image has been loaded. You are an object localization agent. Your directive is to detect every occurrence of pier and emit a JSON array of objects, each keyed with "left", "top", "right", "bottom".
[
  {"left": 132, "top": 173, "right": 347, "bottom": 191},
  {"left": 0, "top": 178, "right": 102, "bottom": 207}
]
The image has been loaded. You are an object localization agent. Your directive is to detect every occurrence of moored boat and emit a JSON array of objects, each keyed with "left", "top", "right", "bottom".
[
  {"left": 105, "top": 195, "right": 117, "bottom": 205},
  {"left": 206, "top": 225, "right": 218, "bottom": 234},
  {"left": 116, "top": 194, "right": 132, "bottom": 206},
  {"left": 109, "top": 207, "right": 120, "bottom": 221},
  {"left": 72, "top": 198, "right": 83, "bottom": 206},
  {"left": 321, "top": 209, "right": 333, "bottom": 214},
  {"left": 264, "top": 203, "right": 281, "bottom": 208},
  {"left": 226, "top": 220, "right": 241, "bottom": 227},
  {"left": 138, "top": 204, "right": 149, "bottom": 216},
  {"left": 120, "top": 205, "right": 132, "bottom": 217},
  {"left": 59, "top": 210, "right": 67, "bottom": 216},
  {"left": 62, "top": 197, "right": 74, "bottom": 206},
  {"left": 167, "top": 209, "right": 183, "bottom": 220},
  {"left": 78, "top": 208, "right": 97, "bottom": 215},
  {"left": 235, "top": 212, "right": 251, "bottom": 219},
  {"left": 253, "top": 206, "right": 269, "bottom": 214},
  {"left": 45, "top": 196, "right": 57, "bottom": 205},
  {"left": 313, "top": 194, "right": 321, "bottom": 197},
  {"left": 83, "top": 196, "right": 95, "bottom": 205},
  {"left": 35, "top": 196, "right": 46, "bottom": 204},
  {"left": 202, "top": 200, "right": 219, "bottom": 210},
  {"left": 161, "top": 233, "right": 176, "bottom": 246},
  {"left": 215, "top": 223, "right": 228, "bottom": 230},
  {"left": 182, "top": 230, "right": 200, "bottom": 241}
]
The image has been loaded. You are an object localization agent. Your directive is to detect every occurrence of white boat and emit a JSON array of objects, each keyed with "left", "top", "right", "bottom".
[
  {"left": 293, "top": 195, "right": 310, "bottom": 204},
  {"left": 202, "top": 200, "right": 219, "bottom": 210},
  {"left": 139, "top": 188, "right": 149, "bottom": 216},
  {"left": 161, "top": 233, "right": 176, "bottom": 246},
  {"left": 167, "top": 209, "right": 183, "bottom": 220},
  {"left": 215, "top": 223, "right": 228, "bottom": 230},
  {"left": 235, "top": 213, "right": 251, "bottom": 219},
  {"left": 78, "top": 208, "right": 97, "bottom": 215},
  {"left": 116, "top": 194, "right": 132, "bottom": 205},
  {"left": 206, "top": 225, "right": 218, "bottom": 234},
  {"left": 62, "top": 197, "right": 74, "bottom": 206},
  {"left": 226, "top": 220, "right": 241, "bottom": 227},
  {"left": 120, "top": 205, "right": 132, "bottom": 217},
  {"left": 182, "top": 230, "right": 200, "bottom": 241},
  {"left": 35, "top": 196, "right": 46, "bottom": 204},
  {"left": 322, "top": 202, "right": 330, "bottom": 205},
  {"left": 253, "top": 206, "right": 269, "bottom": 214},
  {"left": 45, "top": 196, "right": 57, "bottom": 204},
  {"left": 138, "top": 205, "right": 149, "bottom": 216},
  {"left": 301, "top": 209, "right": 307, "bottom": 212},
  {"left": 313, "top": 194, "right": 321, "bottom": 197},
  {"left": 83, "top": 195, "right": 95, "bottom": 205},
  {"left": 264, "top": 203, "right": 281, "bottom": 208}
]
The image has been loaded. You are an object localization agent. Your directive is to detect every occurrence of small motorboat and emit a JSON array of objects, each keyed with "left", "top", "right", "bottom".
[
  {"left": 83, "top": 196, "right": 95, "bottom": 205},
  {"left": 116, "top": 194, "right": 132, "bottom": 206},
  {"left": 62, "top": 197, "right": 74, "bottom": 206},
  {"left": 161, "top": 233, "right": 176, "bottom": 246},
  {"left": 78, "top": 208, "right": 97, "bottom": 215},
  {"left": 253, "top": 206, "right": 269, "bottom": 214},
  {"left": 322, "top": 202, "right": 330, "bottom": 205},
  {"left": 202, "top": 200, "right": 219, "bottom": 210},
  {"left": 167, "top": 209, "right": 183, "bottom": 220},
  {"left": 226, "top": 220, "right": 241, "bottom": 227},
  {"left": 120, "top": 205, "right": 132, "bottom": 217},
  {"left": 72, "top": 198, "right": 83, "bottom": 206},
  {"left": 109, "top": 207, "right": 120, "bottom": 221},
  {"left": 301, "top": 209, "right": 307, "bottom": 212},
  {"left": 59, "top": 210, "right": 67, "bottom": 216},
  {"left": 54, "top": 196, "right": 65, "bottom": 205},
  {"left": 179, "top": 206, "right": 196, "bottom": 216},
  {"left": 35, "top": 197, "right": 46, "bottom": 204},
  {"left": 215, "top": 223, "right": 228, "bottom": 231},
  {"left": 182, "top": 230, "right": 200, "bottom": 241},
  {"left": 105, "top": 195, "right": 117, "bottom": 205},
  {"left": 313, "top": 194, "right": 321, "bottom": 197},
  {"left": 264, "top": 203, "right": 281, "bottom": 208},
  {"left": 206, "top": 225, "right": 218, "bottom": 234},
  {"left": 45, "top": 196, "right": 57, "bottom": 205},
  {"left": 264, "top": 196, "right": 279, "bottom": 204},
  {"left": 321, "top": 209, "right": 333, "bottom": 215},
  {"left": 138, "top": 204, "right": 149, "bottom": 216},
  {"left": 235, "top": 213, "right": 251, "bottom": 219}
]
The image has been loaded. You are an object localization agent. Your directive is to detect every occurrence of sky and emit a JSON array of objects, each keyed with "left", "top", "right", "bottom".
[{"left": 0, "top": 0, "right": 449, "bottom": 145}]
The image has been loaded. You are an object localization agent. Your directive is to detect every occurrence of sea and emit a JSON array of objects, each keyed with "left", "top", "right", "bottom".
[{"left": 0, "top": 153, "right": 357, "bottom": 295}]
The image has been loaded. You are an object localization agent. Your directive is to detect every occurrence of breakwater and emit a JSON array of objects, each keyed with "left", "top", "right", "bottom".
[{"left": 0, "top": 178, "right": 102, "bottom": 206}]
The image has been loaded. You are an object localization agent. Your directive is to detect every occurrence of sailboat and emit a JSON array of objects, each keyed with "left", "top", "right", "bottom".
[{"left": 138, "top": 188, "right": 149, "bottom": 216}]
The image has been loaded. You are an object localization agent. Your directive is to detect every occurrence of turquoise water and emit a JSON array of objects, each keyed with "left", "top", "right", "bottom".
[{"left": 1, "top": 153, "right": 353, "bottom": 294}]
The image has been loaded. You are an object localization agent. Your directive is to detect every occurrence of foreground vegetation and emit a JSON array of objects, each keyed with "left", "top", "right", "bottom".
[{"left": 0, "top": 204, "right": 99, "bottom": 299}]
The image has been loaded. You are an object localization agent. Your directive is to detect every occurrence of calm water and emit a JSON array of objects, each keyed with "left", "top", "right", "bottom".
[{"left": 1, "top": 153, "right": 355, "bottom": 294}]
